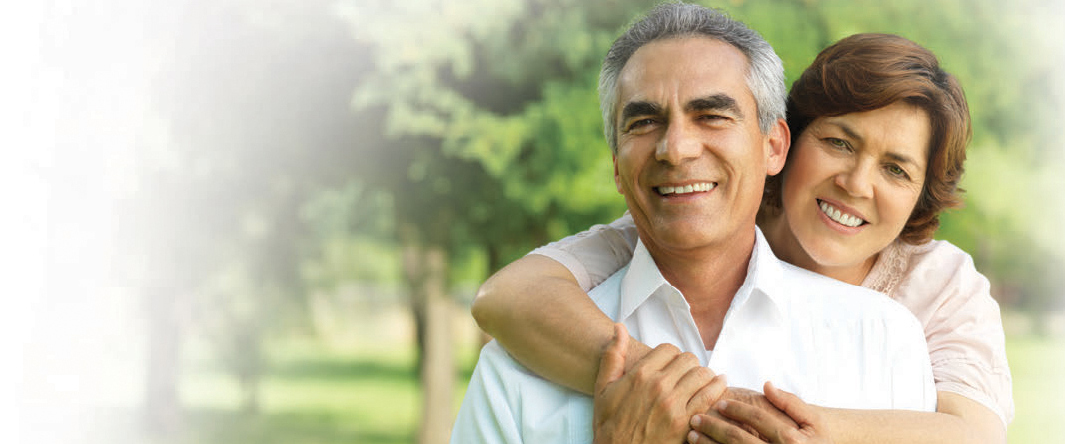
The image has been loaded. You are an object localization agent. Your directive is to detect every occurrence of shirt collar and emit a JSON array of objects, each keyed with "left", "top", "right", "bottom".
[
  {"left": 617, "top": 227, "right": 786, "bottom": 320},
  {"left": 735, "top": 227, "right": 787, "bottom": 311},
  {"left": 618, "top": 239, "right": 672, "bottom": 320}
]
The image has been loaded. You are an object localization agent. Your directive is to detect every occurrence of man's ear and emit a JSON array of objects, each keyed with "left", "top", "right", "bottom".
[
  {"left": 765, "top": 118, "right": 790, "bottom": 176},
  {"left": 613, "top": 154, "right": 624, "bottom": 194}
]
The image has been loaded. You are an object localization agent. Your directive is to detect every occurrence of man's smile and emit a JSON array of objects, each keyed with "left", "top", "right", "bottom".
[{"left": 654, "top": 182, "right": 717, "bottom": 196}]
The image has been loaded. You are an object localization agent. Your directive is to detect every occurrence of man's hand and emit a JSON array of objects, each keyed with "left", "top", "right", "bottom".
[
  {"left": 593, "top": 323, "right": 727, "bottom": 444},
  {"left": 687, "top": 382, "right": 833, "bottom": 444}
]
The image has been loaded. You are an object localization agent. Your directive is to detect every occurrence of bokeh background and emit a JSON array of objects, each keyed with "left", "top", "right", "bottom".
[{"left": 6, "top": 0, "right": 1065, "bottom": 443}]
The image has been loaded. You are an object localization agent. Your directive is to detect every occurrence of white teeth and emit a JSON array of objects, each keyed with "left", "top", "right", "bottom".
[
  {"left": 819, "top": 200, "right": 864, "bottom": 227},
  {"left": 657, "top": 182, "right": 716, "bottom": 195}
]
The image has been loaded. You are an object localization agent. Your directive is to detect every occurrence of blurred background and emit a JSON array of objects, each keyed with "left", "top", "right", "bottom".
[{"left": 6, "top": 0, "right": 1065, "bottom": 443}]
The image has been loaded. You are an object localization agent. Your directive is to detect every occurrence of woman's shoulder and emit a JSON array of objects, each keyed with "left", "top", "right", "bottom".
[
  {"left": 882, "top": 238, "right": 999, "bottom": 317},
  {"left": 903, "top": 238, "right": 981, "bottom": 279},
  {"left": 866, "top": 238, "right": 988, "bottom": 299}
]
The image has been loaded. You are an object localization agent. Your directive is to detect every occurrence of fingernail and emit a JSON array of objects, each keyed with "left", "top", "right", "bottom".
[
  {"left": 691, "top": 415, "right": 701, "bottom": 427},
  {"left": 715, "top": 400, "right": 727, "bottom": 410},
  {"left": 687, "top": 430, "right": 699, "bottom": 443}
]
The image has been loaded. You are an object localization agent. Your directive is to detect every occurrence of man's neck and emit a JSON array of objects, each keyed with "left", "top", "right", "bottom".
[{"left": 643, "top": 229, "right": 756, "bottom": 350}]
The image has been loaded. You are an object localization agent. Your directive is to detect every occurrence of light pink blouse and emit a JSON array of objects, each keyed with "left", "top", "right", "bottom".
[{"left": 530, "top": 214, "right": 1014, "bottom": 425}]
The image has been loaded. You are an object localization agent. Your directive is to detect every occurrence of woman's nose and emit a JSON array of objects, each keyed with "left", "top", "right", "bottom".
[{"left": 835, "top": 160, "right": 875, "bottom": 198}]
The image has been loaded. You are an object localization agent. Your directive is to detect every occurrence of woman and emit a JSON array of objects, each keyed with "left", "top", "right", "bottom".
[{"left": 472, "top": 33, "right": 1012, "bottom": 444}]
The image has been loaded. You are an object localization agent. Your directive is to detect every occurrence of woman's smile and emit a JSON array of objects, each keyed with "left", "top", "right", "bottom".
[{"left": 775, "top": 101, "right": 930, "bottom": 280}]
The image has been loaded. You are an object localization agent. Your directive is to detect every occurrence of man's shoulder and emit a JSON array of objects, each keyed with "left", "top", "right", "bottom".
[
  {"left": 776, "top": 261, "right": 917, "bottom": 324},
  {"left": 459, "top": 340, "right": 593, "bottom": 443},
  {"left": 585, "top": 263, "right": 630, "bottom": 318},
  {"left": 474, "top": 340, "right": 586, "bottom": 393}
]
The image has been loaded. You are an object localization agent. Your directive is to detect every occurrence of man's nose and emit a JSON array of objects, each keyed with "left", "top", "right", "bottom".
[
  {"left": 835, "top": 159, "right": 875, "bottom": 199},
  {"left": 655, "top": 119, "right": 702, "bottom": 164}
]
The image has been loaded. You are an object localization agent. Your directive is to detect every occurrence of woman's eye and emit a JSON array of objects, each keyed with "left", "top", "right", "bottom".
[
  {"left": 886, "top": 164, "right": 909, "bottom": 179},
  {"left": 825, "top": 138, "right": 851, "bottom": 151}
]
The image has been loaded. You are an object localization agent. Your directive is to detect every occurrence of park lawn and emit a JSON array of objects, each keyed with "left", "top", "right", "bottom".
[
  {"left": 1006, "top": 334, "right": 1065, "bottom": 443},
  {"left": 173, "top": 339, "right": 478, "bottom": 444},
  {"left": 171, "top": 335, "right": 1061, "bottom": 444}
]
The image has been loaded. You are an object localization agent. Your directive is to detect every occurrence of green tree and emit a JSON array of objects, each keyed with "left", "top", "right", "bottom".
[{"left": 341, "top": 1, "right": 658, "bottom": 440}]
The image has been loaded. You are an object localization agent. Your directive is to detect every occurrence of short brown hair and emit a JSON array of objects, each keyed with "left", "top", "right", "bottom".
[{"left": 762, "top": 33, "right": 971, "bottom": 244}]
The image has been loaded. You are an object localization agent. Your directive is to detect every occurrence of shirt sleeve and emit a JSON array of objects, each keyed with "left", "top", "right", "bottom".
[
  {"left": 451, "top": 341, "right": 595, "bottom": 443},
  {"left": 900, "top": 242, "right": 1015, "bottom": 425},
  {"left": 451, "top": 342, "right": 524, "bottom": 444},
  {"left": 527, "top": 213, "right": 638, "bottom": 291}
]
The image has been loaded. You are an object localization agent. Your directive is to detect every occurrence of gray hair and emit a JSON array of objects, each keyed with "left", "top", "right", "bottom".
[{"left": 599, "top": 2, "right": 786, "bottom": 153}]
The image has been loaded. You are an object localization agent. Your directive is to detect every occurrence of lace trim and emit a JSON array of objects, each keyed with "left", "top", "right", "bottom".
[{"left": 863, "top": 240, "right": 910, "bottom": 297}]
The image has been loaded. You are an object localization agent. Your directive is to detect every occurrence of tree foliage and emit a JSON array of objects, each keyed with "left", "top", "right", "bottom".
[{"left": 123, "top": 0, "right": 1065, "bottom": 433}]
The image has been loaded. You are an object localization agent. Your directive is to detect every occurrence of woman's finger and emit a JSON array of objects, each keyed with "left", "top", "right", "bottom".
[
  {"left": 716, "top": 399, "right": 789, "bottom": 441},
  {"left": 688, "top": 410, "right": 765, "bottom": 444},
  {"left": 764, "top": 381, "right": 821, "bottom": 427}
]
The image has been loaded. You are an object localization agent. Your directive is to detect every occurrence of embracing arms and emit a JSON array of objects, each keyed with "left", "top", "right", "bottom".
[
  {"left": 687, "top": 387, "right": 1003, "bottom": 444},
  {"left": 472, "top": 253, "right": 650, "bottom": 394},
  {"left": 471, "top": 219, "right": 1007, "bottom": 443}
]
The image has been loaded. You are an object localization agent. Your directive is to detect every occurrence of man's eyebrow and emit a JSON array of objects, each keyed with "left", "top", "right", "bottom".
[
  {"left": 620, "top": 101, "right": 663, "bottom": 123},
  {"left": 686, "top": 94, "right": 743, "bottom": 118}
]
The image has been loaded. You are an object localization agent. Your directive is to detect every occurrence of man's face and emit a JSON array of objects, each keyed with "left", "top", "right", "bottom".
[{"left": 613, "top": 37, "right": 786, "bottom": 257}]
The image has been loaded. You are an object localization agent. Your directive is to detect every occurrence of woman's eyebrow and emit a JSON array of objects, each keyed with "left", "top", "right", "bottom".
[
  {"left": 829, "top": 120, "right": 865, "bottom": 144},
  {"left": 885, "top": 151, "right": 922, "bottom": 168}
]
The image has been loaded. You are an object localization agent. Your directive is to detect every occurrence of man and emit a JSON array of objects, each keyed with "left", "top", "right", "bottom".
[{"left": 451, "top": 4, "right": 935, "bottom": 443}]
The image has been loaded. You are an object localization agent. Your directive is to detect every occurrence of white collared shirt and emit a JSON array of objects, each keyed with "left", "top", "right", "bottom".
[{"left": 451, "top": 228, "right": 935, "bottom": 444}]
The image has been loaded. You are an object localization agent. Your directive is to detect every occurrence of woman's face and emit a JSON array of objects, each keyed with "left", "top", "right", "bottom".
[{"left": 781, "top": 101, "right": 930, "bottom": 274}]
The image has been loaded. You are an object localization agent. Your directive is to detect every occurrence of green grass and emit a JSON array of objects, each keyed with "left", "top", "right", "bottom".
[
  {"left": 168, "top": 335, "right": 1062, "bottom": 444},
  {"left": 171, "top": 340, "right": 477, "bottom": 444},
  {"left": 1006, "top": 335, "right": 1065, "bottom": 443}
]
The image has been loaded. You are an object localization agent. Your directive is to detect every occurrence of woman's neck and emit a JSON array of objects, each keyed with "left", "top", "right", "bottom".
[{"left": 758, "top": 212, "right": 877, "bottom": 286}]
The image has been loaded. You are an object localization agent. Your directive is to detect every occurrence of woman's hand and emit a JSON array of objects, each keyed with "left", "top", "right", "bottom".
[
  {"left": 593, "top": 324, "right": 727, "bottom": 444},
  {"left": 687, "top": 382, "right": 833, "bottom": 444}
]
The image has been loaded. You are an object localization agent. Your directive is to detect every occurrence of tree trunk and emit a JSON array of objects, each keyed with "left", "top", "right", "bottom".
[
  {"left": 402, "top": 224, "right": 428, "bottom": 377},
  {"left": 399, "top": 222, "right": 456, "bottom": 444},
  {"left": 418, "top": 245, "right": 454, "bottom": 444}
]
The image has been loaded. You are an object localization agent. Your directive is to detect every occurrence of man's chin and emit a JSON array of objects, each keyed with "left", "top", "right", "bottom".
[{"left": 643, "top": 224, "right": 722, "bottom": 252}]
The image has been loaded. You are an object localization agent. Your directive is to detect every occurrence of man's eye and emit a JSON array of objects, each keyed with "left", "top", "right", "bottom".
[{"left": 626, "top": 119, "right": 657, "bottom": 131}]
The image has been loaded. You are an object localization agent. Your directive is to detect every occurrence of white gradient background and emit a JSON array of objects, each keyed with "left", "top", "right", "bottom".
[{"left": 3, "top": 1, "right": 1064, "bottom": 443}]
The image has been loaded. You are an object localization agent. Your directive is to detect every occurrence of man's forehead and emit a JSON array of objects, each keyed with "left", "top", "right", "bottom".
[{"left": 615, "top": 36, "right": 753, "bottom": 109}]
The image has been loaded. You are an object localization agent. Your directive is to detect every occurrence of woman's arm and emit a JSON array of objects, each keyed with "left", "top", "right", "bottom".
[
  {"left": 691, "top": 388, "right": 1005, "bottom": 444},
  {"left": 472, "top": 254, "right": 651, "bottom": 393},
  {"left": 471, "top": 214, "right": 647, "bottom": 394},
  {"left": 819, "top": 391, "right": 1005, "bottom": 444}
]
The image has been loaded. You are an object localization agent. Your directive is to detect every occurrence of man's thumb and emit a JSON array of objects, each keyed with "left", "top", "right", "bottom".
[{"left": 595, "top": 323, "right": 628, "bottom": 393}]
